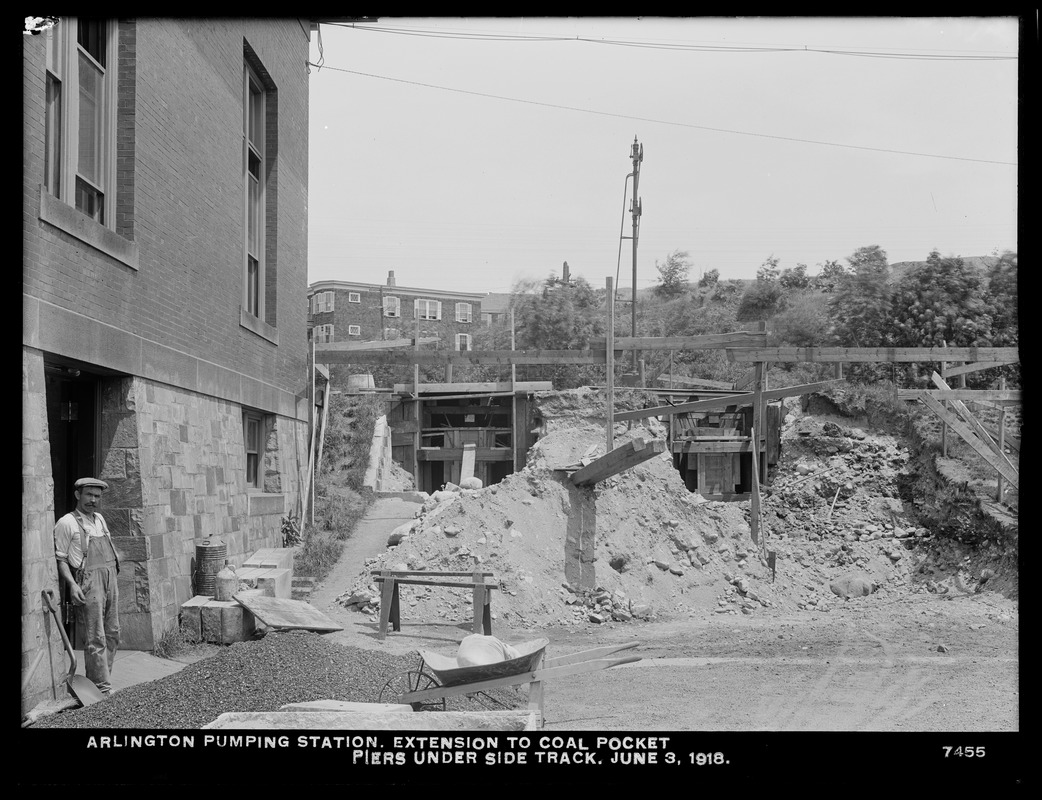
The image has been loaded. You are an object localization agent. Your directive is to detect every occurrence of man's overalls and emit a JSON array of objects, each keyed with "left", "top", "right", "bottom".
[{"left": 75, "top": 518, "right": 120, "bottom": 695}]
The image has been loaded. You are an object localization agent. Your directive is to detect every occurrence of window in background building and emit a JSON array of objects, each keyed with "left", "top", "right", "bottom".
[
  {"left": 455, "top": 333, "right": 472, "bottom": 352},
  {"left": 416, "top": 299, "right": 442, "bottom": 321},
  {"left": 384, "top": 296, "right": 400, "bottom": 318},
  {"left": 44, "top": 18, "right": 117, "bottom": 225},
  {"left": 348, "top": 292, "right": 361, "bottom": 303},
  {"left": 314, "top": 324, "right": 334, "bottom": 344},
  {"left": 383, "top": 327, "right": 400, "bottom": 340},
  {"left": 312, "top": 291, "right": 333, "bottom": 313},
  {"left": 455, "top": 302, "right": 472, "bottom": 323},
  {"left": 348, "top": 325, "right": 361, "bottom": 336}
]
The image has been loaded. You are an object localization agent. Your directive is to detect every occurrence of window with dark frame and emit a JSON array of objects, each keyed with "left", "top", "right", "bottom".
[
  {"left": 244, "top": 61, "right": 265, "bottom": 319},
  {"left": 244, "top": 412, "right": 263, "bottom": 488}
]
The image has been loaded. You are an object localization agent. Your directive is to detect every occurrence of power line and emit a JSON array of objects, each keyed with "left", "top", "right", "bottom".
[
  {"left": 325, "top": 20, "right": 1017, "bottom": 61},
  {"left": 307, "top": 63, "right": 1017, "bottom": 166}
]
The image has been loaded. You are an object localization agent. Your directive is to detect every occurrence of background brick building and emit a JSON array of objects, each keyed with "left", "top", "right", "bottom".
[
  {"left": 308, "top": 270, "right": 486, "bottom": 351},
  {"left": 22, "top": 17, "right": 312, "bottom": 717}
]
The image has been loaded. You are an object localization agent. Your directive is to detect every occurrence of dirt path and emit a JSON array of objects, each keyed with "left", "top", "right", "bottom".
[{"left": 304, "top": 491, "right": 1018, "bottom": 733}]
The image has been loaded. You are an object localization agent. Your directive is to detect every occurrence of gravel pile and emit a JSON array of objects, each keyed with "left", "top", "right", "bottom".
[{"left": 31, "top": 631, "right": 521, "bottom": 729}]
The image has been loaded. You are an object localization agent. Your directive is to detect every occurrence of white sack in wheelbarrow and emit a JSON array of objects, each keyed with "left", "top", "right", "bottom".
[{"left": 456, "top": 634, "right": 522, "bottom": 667}]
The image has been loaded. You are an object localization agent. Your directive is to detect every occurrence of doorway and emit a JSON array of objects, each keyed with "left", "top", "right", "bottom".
[{"left": 44, "top": 364, "right": 100, "bottom": 521}]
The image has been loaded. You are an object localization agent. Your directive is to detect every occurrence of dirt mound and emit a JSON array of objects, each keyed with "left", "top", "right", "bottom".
[{"left": 336, "top": 388, "right": 1012, "bottom": 632}]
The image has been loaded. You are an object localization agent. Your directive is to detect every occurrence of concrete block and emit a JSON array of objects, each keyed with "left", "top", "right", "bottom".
[
  {"left": 221, "top": 603, "right": 253, "bottom": 644},
  {"left": 201, "top": 601, "right": 237, "bottom": 644},
  {"left": 279, "top": 700, "right": 413, "bottom": 713},
  {"left": 179, "top": 597, "right": 209, "bottom": 643},
  {"left": 256, "top": 568, "right": 292, "bottom": 599},
  {"left": 243, "top": 547, "right": 294, "bottom": 571},
  {"left": 203, "top": 710, "right": 540, "bottom": 730}
]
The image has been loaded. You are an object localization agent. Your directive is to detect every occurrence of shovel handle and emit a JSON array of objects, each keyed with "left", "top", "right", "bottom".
[{"left": 42, "top": 589, "right": 78, "bottom": 674}]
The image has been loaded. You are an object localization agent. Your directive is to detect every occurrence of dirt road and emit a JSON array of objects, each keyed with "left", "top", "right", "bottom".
[{"left": 308, "top": 495, "right": 1018, "bottom": 734}]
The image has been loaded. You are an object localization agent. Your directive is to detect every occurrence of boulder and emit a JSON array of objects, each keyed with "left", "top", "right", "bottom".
[{"left": 829, "top": 573, "right": 878, "bottom": 599}]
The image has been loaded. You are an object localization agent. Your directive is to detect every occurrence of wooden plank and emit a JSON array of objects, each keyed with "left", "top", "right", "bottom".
[
  {"left": 460, "top": 443, "right": 476, "bottom": 481},
  {"left": 371, "top": 578, "right": 499, "bottom": 590},
  {"left": 673, "top": 440, "right": 754, "bottom": 453},
  {"left": 330, "top": 349, "right": 617, "bottom": 366},
  {"left": 570, "top": 437, "right": 666, "bottom": 486},
  {"left": 656, "top": 374, "right": 735, "bottom": 390},
  {"left": 591, "top": 331, "right": 767, "bottom": 351},
  {"left": 728, "top": 346, "right": 1019, "bottom": 363},
  {"left": 394, "top": 381, "right": 553, "bottom": 395},
  {"left": 372, "top": 571, "right": 495, "bottom": 578},
  {"left": 917, "top": 394, "right": 1019, "bottom": 487},
  {"left": 898, "top": 389, "right": 1020, "bottom": 403},
  {"left": 943, "top": 360, "right": 1018, "bottom": 378},
  {"left": 733, "top": 369, "right": 756, "bottom": 391},
  {"left": 417, "top": 448, "right": 513, "bottom": 462},
  {"left": 317, "top": 337, "right": 440, "bottom": 352},
  {"left": 930, "top": 373, "right": 1018, "bottom": 477},
  {"left": 231, "top": 594, "right": 343, "bottom": 633},
  {"left": 614, "top": 379, "right": 842, "bottom": 422}
]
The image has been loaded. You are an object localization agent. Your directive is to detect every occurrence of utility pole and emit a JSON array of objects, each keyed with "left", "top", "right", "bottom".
[{"left": 630, "top": 137, "right": 643, "bottom": 372}]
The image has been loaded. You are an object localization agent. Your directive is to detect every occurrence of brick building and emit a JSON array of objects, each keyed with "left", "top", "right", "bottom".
[
  {"left": 308, "top": 271, "right": 486, "bottom": 351},
  {"left": 22, "top": 18, "right": 312, "bottom": 716}
]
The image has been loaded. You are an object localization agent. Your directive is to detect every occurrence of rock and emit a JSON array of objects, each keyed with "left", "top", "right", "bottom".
[
  {"left": 588, "top": 612, "right": 608, "bottom": 624},
  {"left": 459, "top": 477, "right": 483, "bottom": 490},
  {"left": 668, "top": 564, "right": 685, "bottom": 576},
  {"left": 830, "top": 573, "right": 878, "bottom": 599},
  {"left": 443, "top": 525, "right": 461, "bottom": 537},
  {"left": 386, "top": 519, "right": 418, "bottom": 546},
  {"left": 630, "top": 603, "right": 653, "bottom": 620},
  {"left": 936, "top": 644, "right": 949, "bottom": 653}
]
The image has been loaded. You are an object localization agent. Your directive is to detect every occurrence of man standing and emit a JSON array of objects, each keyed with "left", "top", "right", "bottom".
[{"left": 53, "top": 478, "right": 121, "bottom": 696}]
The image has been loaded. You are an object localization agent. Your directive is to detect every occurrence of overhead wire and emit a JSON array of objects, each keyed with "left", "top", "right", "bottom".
[
  {"left": 324, "top": 20, "right": 1017, "bottom": 61},
  {"left": 306, "top": 62, "right": 1016, "bottom": 166}
]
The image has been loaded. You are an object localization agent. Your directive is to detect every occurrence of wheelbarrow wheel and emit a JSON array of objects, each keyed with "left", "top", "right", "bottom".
[{"left": 378, "top": 669, "right": 445, "bottom": 711}]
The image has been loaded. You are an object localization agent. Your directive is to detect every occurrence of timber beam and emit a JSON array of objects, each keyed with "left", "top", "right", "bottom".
[
  {"left": 727, "top": 346, "right": 1019, "bottom": 363},
  {"left": 614, "top": 379, "right": 843, "bottom": 422},
  {"left": 897, "top": 389, "right": 1020, "bottom": 404},
  {"left": 569, "top": 437, "right": 666, "bottom": 486}
]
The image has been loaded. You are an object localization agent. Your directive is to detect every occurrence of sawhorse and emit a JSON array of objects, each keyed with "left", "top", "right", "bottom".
[{"left": 372, "top": 570, "right": 496, "bottom": 640}]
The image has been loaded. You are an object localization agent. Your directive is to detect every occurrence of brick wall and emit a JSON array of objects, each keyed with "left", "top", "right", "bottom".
[
  {"left": 23, "top": 18, "right": 310, "bottom": 398},
  {"left": 312, "top": 286, "right": 485, "bottom": 348}
]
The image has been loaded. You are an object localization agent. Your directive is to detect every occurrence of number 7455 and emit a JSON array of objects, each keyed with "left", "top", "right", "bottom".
[{"left": 943, "top": 746, "right": 985, "bottom": 757}]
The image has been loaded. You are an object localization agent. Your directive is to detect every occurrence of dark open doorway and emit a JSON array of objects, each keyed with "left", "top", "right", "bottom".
[{"left": 44, "top": 363, "right": 100, "bottom": 522}]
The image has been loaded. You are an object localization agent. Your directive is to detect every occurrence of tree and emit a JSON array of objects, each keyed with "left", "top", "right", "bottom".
[
  {"left": 511, "top": 275, "right": 602, "bottom": 388},
  {"left": 829, "top": 245, "right": 892, "bottom": 347},
  {"left": 890, "top": 250, "right": 991, "bottom": 348},
  {"left": 756, "top": 254, "right": 780, "bottom": 282},
  {"left": 737, "top": 280, "right": 784, "bottom": 321},
  {"left": 984, "top": 250, "right": 1018, "bottom": 347},
  {"left": 698, "top": 267, "right": 720, "bottom": 288},
  {"left": 779, "top": 263, "right": 811, "bottom": 291},
  {"left": 813, "top": 259, "right": 846, "bottom": 293},
  {"left": 653, "top": 249, "right": 692, "bottom": 299},
  {"left": 846, "top": 244, "right": 889, "bottom": 277}
]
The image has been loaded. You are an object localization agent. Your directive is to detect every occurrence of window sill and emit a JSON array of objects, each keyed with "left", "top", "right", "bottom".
[
  {"left": 38, "top": 188, "right": 140, "bottom": 270},
  {"left": 240, "top": 307, "right": 279, "bottom": 344}
]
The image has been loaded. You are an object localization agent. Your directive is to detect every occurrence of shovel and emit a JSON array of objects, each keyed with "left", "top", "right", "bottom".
[{"left": 42, "top": 589, "right": 106, "bottom": 707}]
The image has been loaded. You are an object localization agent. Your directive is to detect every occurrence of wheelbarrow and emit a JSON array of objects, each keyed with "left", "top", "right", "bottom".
[
  {"left": 379, "top": 639, "right": 640, "bottom": 726},
  {"left": 41, "top": 589, "right": 106, "bottom": 707}
]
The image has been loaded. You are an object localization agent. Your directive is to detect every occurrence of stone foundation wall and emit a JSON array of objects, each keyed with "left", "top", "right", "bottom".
[
  {"left": 101, "top": 378, "right": 306, "bottom": 649},
  {"left": 21, "top": 348, "right": 65, "bottom": 720}
]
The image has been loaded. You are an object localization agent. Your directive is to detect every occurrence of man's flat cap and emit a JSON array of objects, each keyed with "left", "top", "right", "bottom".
[{"left": 75, "top": 478, "right": 109, "bottom": 490}]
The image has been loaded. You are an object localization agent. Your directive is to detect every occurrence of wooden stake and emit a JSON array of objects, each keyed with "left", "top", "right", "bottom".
[
  {"left": 997, "top": 376, "right": 1007, "bottom": 502},
  {"left": 606, "top": 278, "right": 615, "bottom": 453}
]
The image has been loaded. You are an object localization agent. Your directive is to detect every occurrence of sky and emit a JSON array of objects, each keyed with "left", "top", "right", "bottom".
[{"left": 306, "top": 16, "right": 1019, "bottom": 295}]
